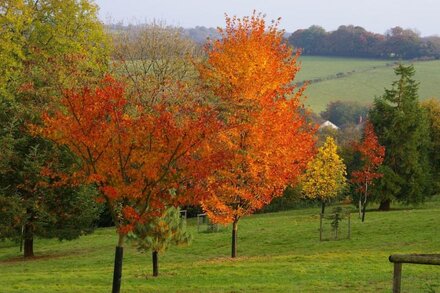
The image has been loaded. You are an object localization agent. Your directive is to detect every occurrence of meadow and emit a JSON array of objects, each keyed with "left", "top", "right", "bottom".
[
  {"left": 296, "top": 57, "right": 440, "bottom": 112},
  {"left": 1, "top": 197, "right": 439, "bottom": 292}
]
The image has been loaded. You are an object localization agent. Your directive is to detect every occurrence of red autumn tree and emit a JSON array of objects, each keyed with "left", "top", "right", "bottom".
[
  {"left": 199, "top": 12, "right": 315, "bottom": 258},
  {"left": 38, "top": 76, "right": 221, "bottom": 292},
  {"left": 351, "top": 120, "right": 385, "bottom": 222}
]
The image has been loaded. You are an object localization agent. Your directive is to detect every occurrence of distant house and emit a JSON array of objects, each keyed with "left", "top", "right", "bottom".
[{"left": 319, "top": 120, "right": 339, "bottom": 130}]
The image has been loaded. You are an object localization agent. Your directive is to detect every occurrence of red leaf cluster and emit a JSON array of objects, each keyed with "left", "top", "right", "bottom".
[
  {"left": 351, "top": 121, "right": 385, "bottom": 192},
  {"left": 41, "top": 75, "right": 222, "bottom": 233}
]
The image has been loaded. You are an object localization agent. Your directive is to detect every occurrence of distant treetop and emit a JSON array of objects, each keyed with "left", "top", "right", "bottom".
[{"left": 288, "top": 25, "right": 440, "bottom": 59}]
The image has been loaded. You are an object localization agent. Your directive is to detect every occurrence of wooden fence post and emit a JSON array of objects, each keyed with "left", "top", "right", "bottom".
[
  {"left": 393, "top": 262, "right": 402, "bottom": 293},
  {"left": 389, "top": 254, "right": 440, "bottom": 292}
]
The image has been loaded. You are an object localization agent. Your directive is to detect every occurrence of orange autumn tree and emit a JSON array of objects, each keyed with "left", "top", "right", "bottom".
[
  {"left": 39, "top": 76, "right": 221, "bottom": 292},
  {"left": 351, "top": 120, "right": 385, "bottom": 222},
  {"left": 199, "top": 13, "right": 315, "bottom": 258}
]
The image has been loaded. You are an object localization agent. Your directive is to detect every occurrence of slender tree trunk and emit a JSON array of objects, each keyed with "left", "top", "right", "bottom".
[
  {"left": 19, "top": 225, "right": 24, "bottom": 253},
  {"left": 361, "top": 198, "right": 368, "bottom": 222},
  {"left": 152, "top": 251, "right": 159, "bottom": 277},
  {"left": 319, "top": 213, "right": 323, "bottom": 241},
  {"left": 231, "top": 220, "right": 238, "bottom": 258},
  {"left": 112, "top": 233, "right": 124, "bottom": 293},
  {"left": 358, "top": 197, "right": 362, "bottom": 219},
  {"left": 361, "top": 183, "right": 368, "bottom": 222},
  {"left": 23, "top": 222, "right": 34, "bottom": 258},
  {"left": 378, "top": 199, "right": 391, "bottom": 211},
  {"left": 321, "top": 201, "right": 326, "bottom": 215}
]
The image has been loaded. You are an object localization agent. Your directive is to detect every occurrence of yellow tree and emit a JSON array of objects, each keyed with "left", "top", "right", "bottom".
[{"left": 302, "top": 136, "right": 347, "bottom": 214}]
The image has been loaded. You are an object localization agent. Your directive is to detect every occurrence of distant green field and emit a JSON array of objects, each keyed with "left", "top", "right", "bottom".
[
  {"left": 294, "top": 57, "right": 440, "bottom": 112},
  {"left": 1, "top": 197, "right": 439, "bottom": 292}
]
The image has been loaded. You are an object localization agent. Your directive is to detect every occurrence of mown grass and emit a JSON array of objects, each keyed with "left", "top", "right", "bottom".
[
  {"left": 295, "top": 57, "right": 440, "bottom": 112},
  {"left": 1, "top": 197, "right": 439, "bottom": 292}
]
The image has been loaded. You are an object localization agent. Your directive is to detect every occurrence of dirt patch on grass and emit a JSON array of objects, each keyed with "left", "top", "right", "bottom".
[
  {"left": 0, "top": 253, "right": 65, "bottom": 263},
  {"left": 0, "top": 248, "right": 96, "bottom": 264}
]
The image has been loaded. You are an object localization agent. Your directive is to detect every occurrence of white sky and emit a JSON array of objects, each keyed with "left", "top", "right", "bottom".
[{"left": 94, "top": 0, "right": 440, "bottom": 36}]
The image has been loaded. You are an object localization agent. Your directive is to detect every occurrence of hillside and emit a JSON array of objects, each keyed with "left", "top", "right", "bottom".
[
  {"left": 295, "top": 57, "right": 440, "bottom": 112},
  {"left": 1, "top": 198, "right": 439, "bottom": 292}
]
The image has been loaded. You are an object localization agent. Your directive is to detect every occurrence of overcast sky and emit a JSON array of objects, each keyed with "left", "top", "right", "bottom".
[{"left": 94, "top": 0, "right": 440, "bottom": 36}]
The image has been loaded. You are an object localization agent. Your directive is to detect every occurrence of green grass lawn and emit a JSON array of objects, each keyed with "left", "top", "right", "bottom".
[
  {"left": 295, "top": 57, "right": 440, "bottom": 112},
  {"left": 1, "top": 198, "right": 439, "bottom": 292},
  {"left": 114, "top": 56, "right": 440, "bottom": 113}
]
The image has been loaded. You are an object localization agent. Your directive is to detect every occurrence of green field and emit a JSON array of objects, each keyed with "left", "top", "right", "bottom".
[
  {"left": 1, "top": 198, "right": 439, "bottom": 292},
  {"left": 295, "top": 57, "right": 440, "bottom": 112}
]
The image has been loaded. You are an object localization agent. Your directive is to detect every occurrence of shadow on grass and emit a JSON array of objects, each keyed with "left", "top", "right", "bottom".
[{"left": 0, "top": 247, "right": 96, "bottom": 264}]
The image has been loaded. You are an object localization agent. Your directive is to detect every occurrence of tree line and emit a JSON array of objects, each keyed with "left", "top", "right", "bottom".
[
  {"left": 107, "top": 22, "right": 221, "bottom": 44},
  {"left": 109, "top": 23, "right": 440, "bottom": 60},
  {"left": 288, "top": 25, "right": 440, "bottom": 59}
]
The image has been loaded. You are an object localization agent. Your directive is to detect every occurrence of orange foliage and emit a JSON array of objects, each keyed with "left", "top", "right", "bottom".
[
  {"left": 40, "top": 75, "right": 221, "bottom": 234},
  {"left": 351, "top": 120, "right": 385, "bottom": 192},
  {"left": 199, "top": 13, "right": 315, "bottom": 225}
]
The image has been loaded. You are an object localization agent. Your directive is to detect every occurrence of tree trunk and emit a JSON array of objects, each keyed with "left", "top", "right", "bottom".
[
  {"left": 379, "top": 199, "right": 391, "bottom": 211},
  {"left": 361, "top": 183, "right": 368, "bottom": 222},
  {"left": 152, "top": 251, "right": 159, "bottom": 277},
  {"left": 20, "top": 225, "right": 24, "bottom": 253},
  {"left": 319, "top": 213, "right": 323, "bottom": 241},
  {"left": 231, "top": 220, "right": 238, "bottom": 258},
  {"left": 361, "top": 197, "right": 368, "bottom": 222},
  {"left": 112, "top": 234, "right": 124, "bottom": 293},
  {"left": 23, "top": 223, "right": 34, "bottom": 258},
  {"left": 321, "top": 201, "right": 326, "bottom": 215},
  {"left": 358, "top": 197, "right": 362, "bottom": 219}
]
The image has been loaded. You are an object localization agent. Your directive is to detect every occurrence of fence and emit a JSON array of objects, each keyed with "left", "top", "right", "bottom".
[
  {"left": 319, "top": 208, "right": 351, "bottom": 241},
  {"left": 389, "top": 254, "right": 440, "bottom": 293}
]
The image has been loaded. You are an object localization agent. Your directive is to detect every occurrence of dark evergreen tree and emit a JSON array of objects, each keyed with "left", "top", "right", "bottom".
[
  {"left": 421, "top": 98, "right": 440, "bottom": 195},
  {"left": 369, "top": 65, "right": 432, "bottom": 210},
  {"left": 0, "top": 101, "right": 100, "bottom": 256}
]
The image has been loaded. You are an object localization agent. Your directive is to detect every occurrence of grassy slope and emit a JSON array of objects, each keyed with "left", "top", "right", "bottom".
[
  {"left": 294, "top": 57, "right": 440, "bottom": 112},
  {"left": 1, "top": 198, "right": 439, "bottom": 292}
]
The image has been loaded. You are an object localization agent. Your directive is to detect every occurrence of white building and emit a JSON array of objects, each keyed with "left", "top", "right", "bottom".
[{"left": 318, "top": 120, "right": 339, "bottom": 130}]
